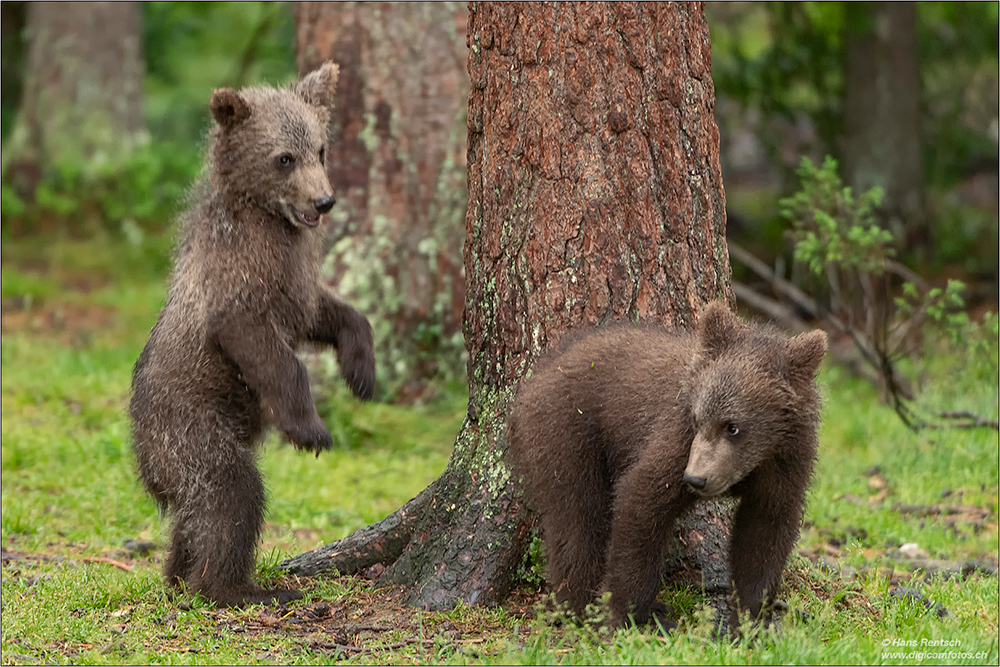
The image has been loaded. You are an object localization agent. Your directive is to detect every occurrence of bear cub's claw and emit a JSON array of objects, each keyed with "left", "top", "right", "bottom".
[
  {"left": 246, "top": 588, "right": 304, "bottom": 607},
  {"left": 284, "top": 416, "right": 333, "bottom": 454},
  {"left": 346, "top": 363, "right": 376, "bottom": 401}
]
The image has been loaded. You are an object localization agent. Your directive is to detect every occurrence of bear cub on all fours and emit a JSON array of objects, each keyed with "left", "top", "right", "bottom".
[
  {"left": 508, "top": 301, "right": 826, "bottom": 629},
  {"left": 129, "top": 62, "right": 375, "bottom": 608}
]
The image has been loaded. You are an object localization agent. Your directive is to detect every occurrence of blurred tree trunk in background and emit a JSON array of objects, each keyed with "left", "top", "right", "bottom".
[
  {"left": 1, "top": 2, "right": 28, "bottom": 140},
  {"left": 3, "top": 2, "right": 146, "bottom": 197},
  {"left": 285, "top": 2, "right": 735, "bottom": 612},
  {"left": 842, "top": 2, "right": 927, "bottom": 254},
  {"left": 295, "top": 2, "right": 469, "bottom": 402}
]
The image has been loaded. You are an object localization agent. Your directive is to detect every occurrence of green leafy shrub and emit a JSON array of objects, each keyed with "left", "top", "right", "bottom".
[
  {"left": 780, "top": 155, "right": 998, "bottom": 430},
  {"left": 782, "top": 155, "right": 893, "bottom": 275}
]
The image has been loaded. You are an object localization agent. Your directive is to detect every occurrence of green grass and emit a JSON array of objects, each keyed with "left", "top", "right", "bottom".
[
  {"left": 805, "top": 363, "right": 999, "bottom": 564},
  {"left": 2, "top": 235, "right": 997, "bottom": 665},
  {"left": 496, "top": 573, "right": 999, "bottom": 665}
]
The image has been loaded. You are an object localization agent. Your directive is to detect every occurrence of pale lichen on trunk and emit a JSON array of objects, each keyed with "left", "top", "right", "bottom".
[{"left": 296, "top": 2, "right": 469, "bottom": 400}]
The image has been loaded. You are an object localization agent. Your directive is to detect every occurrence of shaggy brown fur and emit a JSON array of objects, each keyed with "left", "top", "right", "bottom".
[
  {"left": 508, "top": 302, "right": 826, "bottom": 628},
  {"left": 129, "top": 62, "right": 375, "bottom": 607}
]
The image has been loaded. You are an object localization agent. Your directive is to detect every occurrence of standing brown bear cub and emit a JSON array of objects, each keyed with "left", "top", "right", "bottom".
[
  {"left": 129, "top": 62, "right": 375, "bottom": 607},
  {"left": 508, "top": 302, "right": 826, "bottom": 628}
]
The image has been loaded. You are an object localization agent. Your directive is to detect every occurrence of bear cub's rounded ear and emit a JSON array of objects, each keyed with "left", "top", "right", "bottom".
[
  {"left": 295, "top": 61, "right": 340, "bottom": 109},
  {"left": 785, "top": 330, "right": 827, "bottom": 384},
  {"left": 698, "top": 301, "right": 739, "bottom": 359},
  {"left": 210, "top": 88, "right": 251, "bottom": 128}
]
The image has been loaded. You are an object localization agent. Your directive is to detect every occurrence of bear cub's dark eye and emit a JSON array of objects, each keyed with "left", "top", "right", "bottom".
[
  {"left": 277, "top": 153, "right": 295, "bottom": 170},
  {"left": 318, "top": 147, "right": 325, "bottom": 166},
  {"left": 727, "top": 423, "right": 740, "bottom": 436}
]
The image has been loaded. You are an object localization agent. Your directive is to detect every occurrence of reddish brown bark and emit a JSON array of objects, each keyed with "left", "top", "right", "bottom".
[
  {"left": 465, "top": 1, "right": 731, "bottom": 378},
  {"left": 285, "top": 1, "right": 734, "bottom": 610}
]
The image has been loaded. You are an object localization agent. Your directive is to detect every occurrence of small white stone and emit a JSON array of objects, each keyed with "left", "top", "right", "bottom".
[{"left": 899, "top": 542, "right": 928, "bottom": 559}]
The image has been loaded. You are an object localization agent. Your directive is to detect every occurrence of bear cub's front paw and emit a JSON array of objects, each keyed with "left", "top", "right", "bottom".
[
  {"left": 343, "top": 356, "right": 376, "bottom": 401},
  {"left": 284, "top": 415, "right": 333, "bottom": 453}
]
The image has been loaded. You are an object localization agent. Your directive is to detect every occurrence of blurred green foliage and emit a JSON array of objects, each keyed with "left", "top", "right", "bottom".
[
  {"left": 1, "top": 140, "right": 200, "bottom": 236},
  {"left": 917, "top": 2, "right": 1000, "bottom": 187},
  {"left": 782, "top": 155, "right": 998, "bottom": 429},
  {"left": 711, "top": 2, "right": 998, "bottom": 285},
  {"left": 712, "top": 2, "right": 999, "bottom": 190},
  {"left": 712, "top": 3, "right": 846, "bottom": 160},
  {"left": 142, "top": 2, "right": 296, "bottom": 145},
  {"left": 0, "top": 3, "right": 27, "bottom": 140}
]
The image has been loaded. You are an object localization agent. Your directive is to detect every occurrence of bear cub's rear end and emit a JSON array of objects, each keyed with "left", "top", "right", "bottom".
[
  {"left": 129, "top": 62, "right": 375, "bottom": 607},
  {"left": 508, "top": 302, "right": 826, "bottom": 628}
]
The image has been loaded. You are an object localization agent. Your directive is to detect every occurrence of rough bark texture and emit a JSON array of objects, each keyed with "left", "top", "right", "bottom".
[
  {"left": 842, "top": 2, "right": 926, "bottom": 251},
  {"left": 295, "top": 2, "right": 469, "bottom": 400},
  {"left": 3, "top": 2, "right": 146, "bottom": 187},
  {"left": 284, "top": 1, "right": 735, "bottom": 610}
]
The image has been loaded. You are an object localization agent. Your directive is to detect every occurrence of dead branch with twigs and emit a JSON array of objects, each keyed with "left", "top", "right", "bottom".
[{"left": 729, "top": 240, "right": 998, "bottom": 432}]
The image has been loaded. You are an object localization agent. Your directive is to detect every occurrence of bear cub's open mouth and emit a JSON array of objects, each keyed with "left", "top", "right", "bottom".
[{"left": 290, "top": 206, "right": 321, "bottom": 228}]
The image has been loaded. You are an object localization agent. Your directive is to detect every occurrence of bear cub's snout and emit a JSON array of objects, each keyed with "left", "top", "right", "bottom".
[
  {"left": 314, "top": 196, "right": 336, "bottom": 214},
  {"left": 682, "top": 473, "right": 708, "bottom": 490}
]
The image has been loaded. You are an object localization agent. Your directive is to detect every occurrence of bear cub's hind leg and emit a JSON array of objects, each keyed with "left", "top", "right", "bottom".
[
  {"left": 164, "top": 520, "right": 194, "bottom": 588},
  {"left": 179, "top": 451, "right": 302, "bottom": 607}
]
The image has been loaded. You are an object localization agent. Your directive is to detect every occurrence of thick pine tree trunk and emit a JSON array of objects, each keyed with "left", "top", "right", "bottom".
[
  {"left": 3, "top": 2, "right": 146, "bottom": 192},
  {"left": 842, "top": 2, "right": 926, "bottom": 253},
  {"left": 284, "top": 1, "right": 734, "bottom": 611},
  {"left": 295, "top": 2, "right": 469, "bottom": 401}
]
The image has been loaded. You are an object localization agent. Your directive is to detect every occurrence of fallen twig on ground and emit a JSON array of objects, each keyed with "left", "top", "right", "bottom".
[
  {"left": 82, "top": 556, "right": 132, "bottom": 572},
  {"left": 2, "top": 548, "right": 133, "bottom": 572}
]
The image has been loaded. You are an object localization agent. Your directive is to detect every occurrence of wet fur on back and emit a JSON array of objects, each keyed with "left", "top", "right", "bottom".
[
  {"left": 129, "top": 62, "right": 375, "bottom": 607},
  {"left": 508, "top": 302, "right": 825, "bottom": 628}
]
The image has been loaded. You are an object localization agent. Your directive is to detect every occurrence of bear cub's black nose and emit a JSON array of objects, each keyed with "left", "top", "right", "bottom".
[
  {"left": 314, "top": 196, "right": 336, "bottom": 214},
  {"left": 682, "top": 473, "right": 707, "bottom": 490}
]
